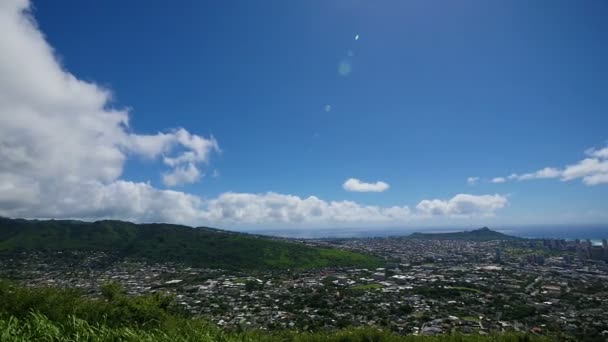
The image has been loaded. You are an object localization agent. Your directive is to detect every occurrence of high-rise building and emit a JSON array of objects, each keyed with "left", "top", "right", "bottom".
[
  {"left": 536, "top": 255, "right": 545, "bottom": 265},
  {"left": 495, "top": 248, "right": 502, "bottom": 262},
  {"left": 589, "top": 246, "right": 605, "bottom": 260},
  {"left": 602, "top": 239, "right": 608, "bottom": 249},
  {"left": 551, "top": 239, "right": 562, "bottom": 250},
  {"left": 576, "top": 247, "right": 587, "bottom": 261}
]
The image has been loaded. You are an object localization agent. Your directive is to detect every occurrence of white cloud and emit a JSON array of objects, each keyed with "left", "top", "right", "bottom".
[
  {"left": 0, "top": 0, "right": 218, "bottom": 195},
  {"left": 416, "top": 194, "right": 508, "bottom": 217},
  {"left": 162, "top": 163, "right": 201, "bottom": 187},
  {"left": 126, "top": 129, "right": 219, "bottom": 165},
  {"left": 161, "top": 129, "right": 219, "bottom": 168},
  {"left": 126, "top": 132, "right": 179, "bottom": 160},
  {"left": 517, "top": 167, "right": 561, "bottom": 181},
  {"left": 9, "top": 180, "right": 206, "bottom": 225},
  {"left": 467, "top": 177, "right": 479, "bottom": 185},
  {"left": 343, "top": 178, "right": 390, "bottom": 192},
  {"left": 582, "top": 173, "right": 608, "bottom": 186},
  {"left": 491, "top": 145, "right": 608, "bottom": 186},
  {"left": 585, "top": 147, "right": 608, "bottom": 159},
  {"left": 491, "top": 177, "right": 506, "bottom": 184},
  {"left": 561, "top": 158, "right": 608, "bottom": 183},
  {"left": 0, "top": 1, "right": 510, "bottom": 229},
  {"left": 200, "top": 192, "right": 508, "bottom": 227},
  {"left": 202, "top": 192, "right": 411, "bottom": 226}
]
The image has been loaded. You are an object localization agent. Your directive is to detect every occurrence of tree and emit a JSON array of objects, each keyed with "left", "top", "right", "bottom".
[{"left": 100, "top": 281, "right": 125, "bottom": 302}]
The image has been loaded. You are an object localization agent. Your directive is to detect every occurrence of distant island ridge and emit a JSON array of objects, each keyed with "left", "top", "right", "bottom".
[
  {"left": 1, "top": 217, "right": 606, "bottom": 242},
  {"left": 245, "top": 225, "right": 608, "bottom": 240},
  {"left": 406, "top": 227, "right": 522, "bottom": 241}
]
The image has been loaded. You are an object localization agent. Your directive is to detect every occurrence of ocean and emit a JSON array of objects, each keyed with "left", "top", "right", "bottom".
[{"left": 242, "top": 225, "right": 608, "bottom": 240}]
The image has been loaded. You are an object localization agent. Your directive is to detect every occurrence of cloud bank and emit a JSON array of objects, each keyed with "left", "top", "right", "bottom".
[{"left": 0, "top": 0, "right": 509, "bottom": 228}]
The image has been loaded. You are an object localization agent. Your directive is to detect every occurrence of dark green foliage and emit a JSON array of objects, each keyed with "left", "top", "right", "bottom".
[
  {"left": 412, "top": 286, "right": 482, "bottom": 299},
  {"left": 0, "top": 217, "right": 381, "bottom": 270},
  {"left": 0, "top": 280, "right": 179, "bottom": 329},
  {"left": 244, "top": 279, "right": 264, "bottom": 292},
  {"left": 0, "top": 280, "right": 556, "bottom": 342},
  {"left": 408, "top": 227, "right": 521, "bottom": 241},
  {"left": 501, "top": 304, "right": 537, "bottom": 321},
  {"left": 0, "top": 315, "right": 558, "bottom": 342},
  {"left": 390, "top": 304, "right": 414, "bottom": 316}
]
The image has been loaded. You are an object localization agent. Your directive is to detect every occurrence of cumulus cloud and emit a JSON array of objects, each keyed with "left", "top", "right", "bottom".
[
  {"left": 202, "top": 192, "right": 411, "bottom": 226},
  {"left": 586, "top": 147, "right": 608, "bottom": 159},
  {"left": 343, "top": 178, "right": 390, "bottom": 192},
  {"left": 416, "top": 194, "right": 508, "bottom": 217},
  {"left": 466, "top": 177, "right": 479, "bottom": 185},
  {"left": 492, "top": 145, "right": 608, "bottom": 186},
  {"left": 162, "top": 163, "right": 201, "bottom": 187},
  {"left": 0, "top": 0, "right": 218, "bottom": 197},
  {"left": 0, "top": 1, "right": 509, "bottom": 229},
  {"left": 491, "top": 177, "right": 506, "bottom": 184},
  {"left": 198, "top": 192, "right": 507, "bottom": 227},
  {"left": 126, "top": 129, "right": 219, "bottom": 166},
  {"left": 3, "top": 180, "right": 206, "bottom": 224}
]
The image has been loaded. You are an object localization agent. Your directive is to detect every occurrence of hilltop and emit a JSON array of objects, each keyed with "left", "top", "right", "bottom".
[
  {"left": 0, "top": 217, "right": 380, "bottom": 270},
  {"left": 408, "top": 227, "right": 522, "bottom": 241}
]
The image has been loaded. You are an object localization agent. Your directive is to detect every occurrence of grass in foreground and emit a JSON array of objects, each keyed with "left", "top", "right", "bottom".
[
  {"left": 0, "top": 280, "right": 557, "bottom": 342},
  {"left": 0, "top": 314, "right": 556, "bottom": 342}
]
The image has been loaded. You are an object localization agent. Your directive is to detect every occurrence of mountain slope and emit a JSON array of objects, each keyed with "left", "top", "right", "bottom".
[
  {"left": 0, "top": 217, "right": 381, "bottom": 270},
  {"left": 408, "top": 227, "right": 521, "bottom": 241}
]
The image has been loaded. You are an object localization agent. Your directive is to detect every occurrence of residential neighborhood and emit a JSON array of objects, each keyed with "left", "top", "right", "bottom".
[{"left": 1, "top": 236, "right": 607, "bottom": 340}]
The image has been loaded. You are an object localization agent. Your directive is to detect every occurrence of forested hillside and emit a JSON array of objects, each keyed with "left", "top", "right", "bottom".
[{"left": 0, "top": 217, "right": 380, "bottom": 270}]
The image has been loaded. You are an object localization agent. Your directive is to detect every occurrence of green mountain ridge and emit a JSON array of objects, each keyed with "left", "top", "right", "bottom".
[
  {"left": 0, "top": 217, "right": 381, "bottom": 270},
  {"left": 408, "top": 227, "right": 522, "bottom": 241}
]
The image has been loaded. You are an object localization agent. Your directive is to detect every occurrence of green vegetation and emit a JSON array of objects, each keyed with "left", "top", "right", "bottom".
[
  {"left": 413, "top": 286, "right": 483, "bottom": 299},
  {"left": 461, "top": 316, "right": 481, "bottom": 323},
  {"left": 0, "top": 316, "right": 557, "bottom": 342},
  {"left": 446, "top": 286, "right": 483, "bottom": 294},
  {"left": 505, "top": 247, "right": 573, "bottom": 258},
  {"left": 0, "top": 217, "right": 381, "bottom": 270},
  {"left": 0, "top": 280, "right": 556, "bottom": 342},
  {"left": 351, "top": 283, "right": 384, "bottom": 291},
  {"left": 408, "top": 227, "right": 521, "bottom": 241}
]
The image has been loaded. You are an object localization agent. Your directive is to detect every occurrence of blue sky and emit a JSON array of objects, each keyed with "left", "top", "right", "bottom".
[{"left": 0, "top": 0, "right": 606, "bottom": 230}]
